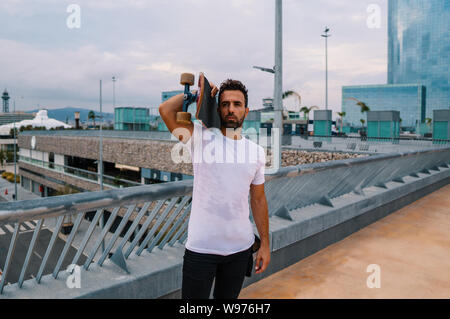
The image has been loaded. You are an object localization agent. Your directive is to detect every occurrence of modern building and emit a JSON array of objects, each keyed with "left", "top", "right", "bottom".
[
  {"left": 17, "top": 129, "right": 193, "bottom": 197},
  {"left": 0, "top": 109, "right": 70, "bottom": 164},
  {"left": 157, "top": 90, "right": 186, "bottom": 132},
  {"left": 342, "top": 0, "right": 450, "bottom": 133},
  {"left": 0, "top": 109, "right": 71, "bottom": 133},
  {"left": 367, "top": 110, "right": 401, "bottom": 139},
  {"left": 0, "top": 111, "right": 35, "bottom": 127},
  {"left": 313, "top": 110, "right": 332, "bottom": 136},
  {"left": 433, "top": 109, "right": 450, "bottom": 141},
  {"left": 342, "top": 84, "right": 426, "bottom": 129},
  {"left": 114, "top": 107, "right": 150, "bottom": 131},
  {"left": 162, "top": 90, "right": 183, "bottom": 102}
]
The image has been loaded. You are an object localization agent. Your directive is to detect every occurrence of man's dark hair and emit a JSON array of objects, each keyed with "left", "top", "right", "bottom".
[{"left": 218, "top": 79, "right": 248, "bottom": 108}]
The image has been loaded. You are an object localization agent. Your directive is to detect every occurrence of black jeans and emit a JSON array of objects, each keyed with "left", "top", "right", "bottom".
[{"left": 182, "top": 246, "right": 253, "bottom": 299}]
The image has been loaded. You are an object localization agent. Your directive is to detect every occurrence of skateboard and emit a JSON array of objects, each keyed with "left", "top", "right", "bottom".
[{"left": 176, "top": 72, "right": 221, "bottom": 129}]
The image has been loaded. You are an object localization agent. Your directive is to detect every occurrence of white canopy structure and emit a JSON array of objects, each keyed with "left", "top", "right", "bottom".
[{"left": 0, "top": 109, "right": 72, "bottom": 135}]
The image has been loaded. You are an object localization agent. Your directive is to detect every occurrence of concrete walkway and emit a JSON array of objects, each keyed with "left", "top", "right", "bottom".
[
  {"left": 0, "top": 181, "right": 39, "bottom": 202},
  {"left": 240, "top": 183, "right": 450, "bottom": 299}
]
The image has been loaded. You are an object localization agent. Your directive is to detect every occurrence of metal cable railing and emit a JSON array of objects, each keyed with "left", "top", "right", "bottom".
[
  {"left": 19, "top": 155, "right": 142, "bottom": 188},
  {"left": 0, "top": 146, "right": 449, "bottom": 294},
  {"left": 290, "top": 135, "right": 450, "bottom": 153}
]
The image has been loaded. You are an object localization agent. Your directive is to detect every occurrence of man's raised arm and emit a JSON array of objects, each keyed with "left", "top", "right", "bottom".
[{"left": 158, "top": 93, "right": 194, "bottom": 144}]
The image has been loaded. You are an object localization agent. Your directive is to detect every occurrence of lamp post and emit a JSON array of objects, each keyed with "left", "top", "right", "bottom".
[
  {"left": 99, "top": 80, "right": 103, "bottom": 191},
  {"left": 252, "top": 0, "right": 282, "bottom": 173},
  {"left": 13, "top": 100, "right": 17, "bottom": 201},
  {"left": 112, "top": 76, "right": 116, "bottom": 108},
  {"left": 99, "top": 79, "right": 104, "bottom": 252},
  {"left": 273, "top": 0, "right": 283, "bottom": 172},
  {"left": 321, "top": 26, "right": 331, "bottom": 110}
]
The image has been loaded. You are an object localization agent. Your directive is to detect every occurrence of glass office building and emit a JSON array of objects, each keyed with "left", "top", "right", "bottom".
[
  {"left": 388, "top": 0, "right": 450, "bottom": 115},
  {"left": 342, "top": 0, "right": 450, "bottom": 132},
  {"left": 114, "top": 107, "right": 150, "bottom": 131},
  {"left": 157, "top": 90, "right": 197, "bottom": 132},
  {"left": 342, "top": 84, "right": 426, "bottom": 128}
]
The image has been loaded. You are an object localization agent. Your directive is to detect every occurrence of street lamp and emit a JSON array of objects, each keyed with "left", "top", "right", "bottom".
[
  {"left": 253, "top": 66, "right": 275, "bottom": 74},
  {"left": 13, "top": 100, "right": 17, "bottom": 201},
  {"left": 99, "top": 79, "right": 105, "bottom": 252},
  {"left": 321, "top": 26, "right": 331, "bottom": 110},
  {"left": 112, "top": 76, "right": 116, "bottom": 108},
  {"left": 253, "top": 0, "right": 282, "bottom": 174},
  {"left": 99, "top": 80, "right": 103, "bottom": 191}
]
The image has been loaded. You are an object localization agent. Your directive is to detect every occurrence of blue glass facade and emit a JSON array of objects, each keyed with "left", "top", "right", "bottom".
[
  {"left": 114, "top": 107, "right": 150, "bottom": 131},
  {"left": 342, "top": 0, "right": 450, "bottom": 132},
  {"left": 342, "top": 84, "right": 426, "bottom": 128},
  {"left": 388, "top": 0, "right": 450, "bottom": 116},
  {"left": 158, "top": 90, "right": 197, "bottom": 131},
  {"left": 162, "top": 90, "right": 183, "bottom": 102}
]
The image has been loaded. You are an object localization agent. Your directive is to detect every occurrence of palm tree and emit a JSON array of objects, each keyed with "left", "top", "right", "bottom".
[
  {"left": 88, "top": 110, "right": 96, "bottom": 127},
  {"left": 300, "top": 105, "right": 319, "bottom": 135},
  {"left": 337, "top": 111, "right": 346, "bottom": 133},
  {"left": 425, "top": 117, "right": 432, "bottom": 133},
  {"left": 282, "top": 90, "right": 302, "bottom": 120},
  {"left": 0, "top": 149, "right": 5, "bottom": 168},
  {"left": 347, "top": 97, "right": 370, "bottom": 136}
]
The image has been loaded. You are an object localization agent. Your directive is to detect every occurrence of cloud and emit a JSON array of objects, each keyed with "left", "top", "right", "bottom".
[{"left": 0, "top": 0, "right": 388, "bottom": 118}]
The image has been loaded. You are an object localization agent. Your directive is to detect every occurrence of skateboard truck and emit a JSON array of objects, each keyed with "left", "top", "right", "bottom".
[{"left": 176, "top": 73, "right": 197, "bottom": 125}]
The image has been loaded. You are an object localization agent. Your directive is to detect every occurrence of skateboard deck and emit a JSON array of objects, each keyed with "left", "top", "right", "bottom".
[
  {"left": 178, "top": 72, "right": 221, "bottom": 129},
  {"left": 195, "top": 73, "right": 221, "bottom": 129}
]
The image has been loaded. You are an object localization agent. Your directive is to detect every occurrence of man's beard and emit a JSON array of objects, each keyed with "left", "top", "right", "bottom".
[{"left": 219, "top": 114, "right": 245, "bottom": 129}]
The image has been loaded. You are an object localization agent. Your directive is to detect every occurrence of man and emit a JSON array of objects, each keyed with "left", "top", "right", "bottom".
[{"left": 159, "top": 76, "right": 270, "bottom": 299}]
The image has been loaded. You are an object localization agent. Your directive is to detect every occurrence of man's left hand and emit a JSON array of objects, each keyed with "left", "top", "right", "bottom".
[{"left": 254, "top": 244, "right": 270, "bottom": 274}]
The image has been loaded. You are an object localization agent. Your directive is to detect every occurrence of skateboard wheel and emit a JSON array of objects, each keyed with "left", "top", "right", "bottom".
[
  {"left": 180, "top": 73, "right": 195, "bottom": 86},
  {"left": 176, "top": 111, "right": 192, "bottom": 125}
]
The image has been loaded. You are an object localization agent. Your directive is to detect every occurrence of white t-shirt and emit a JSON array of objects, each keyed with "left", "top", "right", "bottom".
[{"left": 184, "top": 121, "right": 266, "bottom": 255}]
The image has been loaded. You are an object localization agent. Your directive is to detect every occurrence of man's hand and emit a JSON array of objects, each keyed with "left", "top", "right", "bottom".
[
  {"left": 250, "top": 183, "right": 270, "bottom": 275},
  {"left": 191, "top": 76, "right": 217, "bottom": 98},
  {"left": 254, "top": 243, "right": 270, "bottom": 274},
  {"left": 210, "top": 82, "right": 218, "bottom": 98}
]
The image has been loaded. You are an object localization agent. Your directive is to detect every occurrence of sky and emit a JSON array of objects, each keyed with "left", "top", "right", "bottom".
[{"left": 0, "top": 0, "right": 388, "bottom": 119}]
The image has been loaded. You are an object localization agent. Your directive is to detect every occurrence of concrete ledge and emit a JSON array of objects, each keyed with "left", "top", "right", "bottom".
[
  {"left": 2, "top": 166, "right": 449, "bottom": 298},
  {"left": 269, "top": 166, "right": 450, "bottom": 251},
  {"left": 242, "top": 166, "right": 450, "bottom": 288}
]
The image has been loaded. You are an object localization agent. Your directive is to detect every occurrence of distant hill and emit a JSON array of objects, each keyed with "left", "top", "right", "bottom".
[{"left": 24, "top": 107, "right": 114, "bottom": 124}]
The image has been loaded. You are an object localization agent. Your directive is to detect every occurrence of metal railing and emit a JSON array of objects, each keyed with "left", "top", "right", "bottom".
[
  {"left": 290, "top": 135, "right": 450, "bottom": 153},
  {"left": 1, "top": 146, "right": 449, "bottom": 295},
  {"left": 19, "top": 129, "right": 174, "bottom": 142},
  {"left": 19, "top": 155, "right": 142, "bottom": 188}
]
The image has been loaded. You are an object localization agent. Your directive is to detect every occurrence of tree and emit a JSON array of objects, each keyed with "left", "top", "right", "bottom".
[
  {"left": 6, "top": 150, "right": 14, "bottom": 162},
  {"left": 9, "top": 127, "right": 19, "bottom": 137},
  {"left": 360, "top": 119, "right": 367, "bottom": 137},
  {"left": 425, "top": 117, "right": 432, "bottom": 132},
  {"left": 347, "top": 97, "right": 370, "bottom": 136},
  {"left": 300, "top": 105, "right": 319, "bottom": 135},
  {"left": 282, "top": 90, "right": 302, "bottom": 120},
  {"left": 337, "top": 111, "right": 346, "bottom": 133},
  {"left": 0, "top": 149, "right": 5, "bottom": 168},
  {"left": 88, "top": 110, "right": 96, "bottom": 127}
]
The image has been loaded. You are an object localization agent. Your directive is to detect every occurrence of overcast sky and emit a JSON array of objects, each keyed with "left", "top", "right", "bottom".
[{"left": 0, "top": 0, "right": 388, "bottom": 118}]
